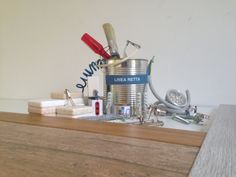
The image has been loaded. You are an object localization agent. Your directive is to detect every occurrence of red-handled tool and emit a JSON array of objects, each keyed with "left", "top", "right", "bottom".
[{"left": 81, "top": 33, "right": 110, "bottom": 59}]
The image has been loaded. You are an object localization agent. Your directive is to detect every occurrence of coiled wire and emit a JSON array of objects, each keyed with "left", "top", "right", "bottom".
[
  {"left": 76, "top": 58, "right": 105, "bottom": 92},
  {"left": 147, "top": 56, "right": 191, "bottom": 115}
]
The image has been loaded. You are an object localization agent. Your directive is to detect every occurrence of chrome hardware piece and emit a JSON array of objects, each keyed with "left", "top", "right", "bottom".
[
  {"left": 165, "top": 89, "right": 187, "bottom": 107},
  {"left": 64, "top": 89, "right": 76, "bottom": 107},
  {"left": 172, "top": 115, "right": 191, "bottom": 124},
  {"left": 147, "top": 104, "right": 165, "bottom": 126},
  {"left": 192, "top": 113, "right": 209, "bottom": 124}
]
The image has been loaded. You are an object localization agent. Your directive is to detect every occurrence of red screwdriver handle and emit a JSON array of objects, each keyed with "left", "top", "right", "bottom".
[{"left": 81, "top": 33, "right": 110, "bottom": 59}]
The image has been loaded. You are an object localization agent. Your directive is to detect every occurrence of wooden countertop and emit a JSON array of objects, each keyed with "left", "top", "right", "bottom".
[
  {"left": 0, "top": 105, "right": 234, "bottom": 177},
  {"left": 6, "top": 103, "right": 236, "bottom": 177},
  {"left": 0, "top": 112, "right": 205, "bottom": 147},
  {"left": 0, "top": 112, "right": 205, "bottom": 177}
]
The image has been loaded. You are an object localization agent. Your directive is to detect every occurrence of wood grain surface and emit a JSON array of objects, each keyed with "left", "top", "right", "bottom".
[
  {"left": 0, "top": 121, "right": 199, "bottom": 177},
  {"left": 0, "top": 112, "right": 205, "bottom": 147},
  {"left": 189, "top": 104, "right": 236, "bottom": 177}
]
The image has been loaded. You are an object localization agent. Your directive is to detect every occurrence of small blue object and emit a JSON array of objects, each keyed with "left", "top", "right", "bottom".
[{"left": 106, "top": 74, "right": 148, "bottom": 85}]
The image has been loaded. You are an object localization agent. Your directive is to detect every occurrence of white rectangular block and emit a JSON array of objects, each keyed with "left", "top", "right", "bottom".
[
  {"left": 28, "top": 98, "right": 85, "bottom": 108},
  {"left": 56, "top": 105, "right": 93, "bottom": 116},
  {"left": 28, "top": 99, "right": 66, "bottom": 108},
  {"left": 51, "top": 91, "right": 82, "bottom": 99},
  {"left": 28, "top": 106, "right": 57, "bottom": 114}
]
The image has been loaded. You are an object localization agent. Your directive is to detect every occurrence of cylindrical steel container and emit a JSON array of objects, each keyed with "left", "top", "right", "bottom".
[{"left": 104, "top": 59, "right": 148, "bottom": 117}]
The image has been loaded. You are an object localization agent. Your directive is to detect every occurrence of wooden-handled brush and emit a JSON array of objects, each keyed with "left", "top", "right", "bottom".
[{"left": 103, "top": 23, "right": 120, "bottom": 58}]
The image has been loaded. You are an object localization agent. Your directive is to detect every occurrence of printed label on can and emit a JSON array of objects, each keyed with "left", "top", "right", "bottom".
[{"left": 106, "top": 75, "right": 148, "bottom": 85}]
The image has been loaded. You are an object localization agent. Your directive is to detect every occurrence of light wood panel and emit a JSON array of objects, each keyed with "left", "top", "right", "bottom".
[
  {"left": 189, "top": 104, "right": 236, "bottom": 177},
  {"left": 0, "top": 121, "right": 199, "bottom": 177},
  {"left": 0, "top": 112, "right": 205, "bottom": 147}
]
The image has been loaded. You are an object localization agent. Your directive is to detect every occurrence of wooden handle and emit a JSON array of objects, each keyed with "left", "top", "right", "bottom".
[
  {"left": 103, "top": 23, "right": 115, "bottom": 42},
  {"left": 103, "top": 23, "right": 119, "bottom": 57}
]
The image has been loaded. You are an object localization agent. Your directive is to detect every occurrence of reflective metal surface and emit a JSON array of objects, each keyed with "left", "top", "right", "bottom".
[{"left": 104, "top": 59, "right": 148, "bottom": 116}]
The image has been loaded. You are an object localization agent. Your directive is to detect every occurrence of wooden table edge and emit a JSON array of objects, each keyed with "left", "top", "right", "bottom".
[{"left": 0, "top": 111, "right": 206, "bottom": 147}]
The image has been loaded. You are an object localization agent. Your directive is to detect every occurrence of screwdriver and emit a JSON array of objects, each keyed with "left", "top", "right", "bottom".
[{"left": 81, "top": 33, "right": 110, "bottom": 59}]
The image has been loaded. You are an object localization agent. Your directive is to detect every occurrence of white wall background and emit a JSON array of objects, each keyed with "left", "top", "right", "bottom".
[{"left": 0, "top": 0, "right": 236, "bottom": 106}]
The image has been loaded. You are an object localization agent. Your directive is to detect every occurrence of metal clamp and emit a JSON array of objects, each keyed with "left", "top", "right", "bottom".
[{"left": 64, "top": 89, "right": 76, "bottom": 107}]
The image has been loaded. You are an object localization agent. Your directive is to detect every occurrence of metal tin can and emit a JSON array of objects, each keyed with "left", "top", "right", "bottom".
[{"left": 104, "top": 59, "right": 148, "bottom": 117}]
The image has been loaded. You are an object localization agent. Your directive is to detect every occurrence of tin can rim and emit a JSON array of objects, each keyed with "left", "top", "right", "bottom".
[{"left": 125, "top": 58, "right": 148, "bottom": 62}]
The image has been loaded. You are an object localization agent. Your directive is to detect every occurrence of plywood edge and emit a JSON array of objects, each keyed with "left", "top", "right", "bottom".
[
  {"left": 0, "top": 112, "right": 206, "bottom": 147},
  {"left": 189, "top": 105, "right": 236, "bottom": 177}
]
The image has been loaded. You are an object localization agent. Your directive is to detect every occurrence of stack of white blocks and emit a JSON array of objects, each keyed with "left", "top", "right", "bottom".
[{"left": 28, "top": 91, "right": 93, "bottom": 118}]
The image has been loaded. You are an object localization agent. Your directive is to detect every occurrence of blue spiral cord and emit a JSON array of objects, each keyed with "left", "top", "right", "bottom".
[{"left": 76, "top": 58, "right": 105, "bottom": 92}]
